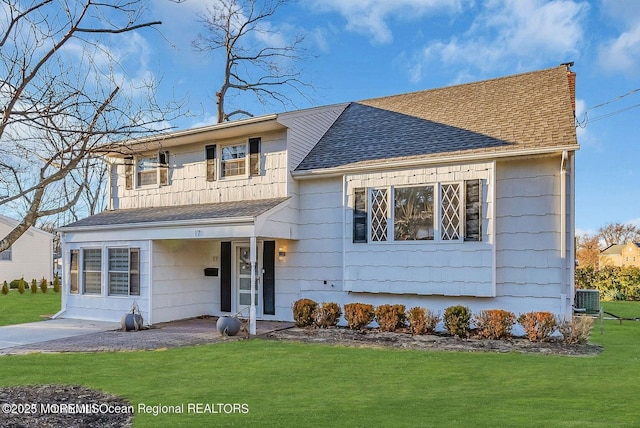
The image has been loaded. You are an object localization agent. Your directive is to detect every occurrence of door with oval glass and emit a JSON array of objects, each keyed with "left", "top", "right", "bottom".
[{"left": 236, "top": 245, "right": 260, "bottom": 317}]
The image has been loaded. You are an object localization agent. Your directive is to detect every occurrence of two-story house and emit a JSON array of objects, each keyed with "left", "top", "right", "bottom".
[
  {"left": 58, "top": 64, "right": 579, "bottom": 329},
  {"left": 599, "top": 242, "right": 640, "bottom": 268}
]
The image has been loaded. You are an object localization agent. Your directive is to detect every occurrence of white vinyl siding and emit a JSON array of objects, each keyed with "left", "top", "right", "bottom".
[
  {"left": 0, "top": 246, "right": 11, "bottom": 261},
  {"left": 344, "top": 163, "right": 494, "bottom": 297},
  {"left": 111, "top": 130, "right": 288, "bottom": 210}
]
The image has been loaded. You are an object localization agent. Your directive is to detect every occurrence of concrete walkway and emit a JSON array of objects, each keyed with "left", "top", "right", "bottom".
[
  {"left": 0, "top": 317, "right": 294, "bottom": 355},
  {"left": 0, "top": 318, "right": 120, "bottom": 351}
]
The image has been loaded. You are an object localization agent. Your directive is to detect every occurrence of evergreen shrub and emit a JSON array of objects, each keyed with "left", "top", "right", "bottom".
[
  {"left": 314, "top": 302, "right": 342, "bottom": 328},
  {"left": 473, "top": 309, "right": 516, "bottom": 340},
  {"left": 374, "top": 304, "right": 406, "bottom": 332},
  {"left": 344, "top": 303, "right": 375, "bottom": 330},
  {"left": 517, "top": 311, "right": 557, "bottom": 342},
  {"left": 292, "top": 298, "right": 318, "bottom": 327},
  {"left": 406, "top": 307, "right": 440, "bottom": 335},
  {"left": 443, "top": 305, "right": 471, "bottom": 338}
]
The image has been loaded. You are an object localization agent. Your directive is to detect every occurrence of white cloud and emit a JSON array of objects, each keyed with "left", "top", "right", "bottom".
[
  {"left": 410, "top": 0, "right": 589, "bottom": 82},
  {"left": 308, "top": 0, "right": 464, "bottom": 44},
  {"left": 598, "top": 25, "right": 640, "bottom": 75}
]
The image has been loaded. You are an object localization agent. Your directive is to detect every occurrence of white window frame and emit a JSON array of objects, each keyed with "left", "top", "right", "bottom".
[
  {"left": 81, "top": 248, "right": 102, "bottom": 295},
  {"left": 439, "top": 182, "right": 463, "bottom": 242},
  {"left": 107, "top": 247, "right": 140, "bottom": 297},
  {"left": 365, "top": 181, "right": 480, "bottom": 244},
  {"left": 135, "top": 151, "right": 169, "bottom": 187},
  {"left": 69, "top": 249, "right": 79, "bottom": 294},
  {"left": 220, "top": 143, "right": 247, "bottom": 178},
  {"left": 369, "top": 187, "right": 390, "bottom": 242},
  {"left": 392, "top": 184, "right": 436, "bottom": 241},
  {"left": 216, "top": 137, "right": 261, "bottom": 180}
]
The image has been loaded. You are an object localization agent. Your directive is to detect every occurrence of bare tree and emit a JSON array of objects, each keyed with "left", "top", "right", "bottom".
[
  {"left": 193, "top": 0, "right": 311, "bottom": 122},
  {"left": 0, "top": 0, "right": 177, "bottom": 252},
  {"left": 598, "top": 222, "right": 640, "bottom": 247}
]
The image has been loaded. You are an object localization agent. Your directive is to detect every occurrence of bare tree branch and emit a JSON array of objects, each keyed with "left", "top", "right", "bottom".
[
  {"left": 193, "top": 0, "right": 313, "bottom": 123},
  {"left": 0, "top": 0, "right": 182, "bottom": 252}
]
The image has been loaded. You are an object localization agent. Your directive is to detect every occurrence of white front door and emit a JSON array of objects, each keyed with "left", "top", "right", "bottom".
[{"left": 236, "top": 245, "right": 259, "bottom": 317}]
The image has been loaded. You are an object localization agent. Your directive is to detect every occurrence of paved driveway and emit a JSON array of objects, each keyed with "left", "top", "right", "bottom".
[{"left": 0, "top": 318, "right": 120, "bottom": 351}]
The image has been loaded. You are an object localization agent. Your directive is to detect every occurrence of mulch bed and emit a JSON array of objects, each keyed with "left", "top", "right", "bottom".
[
  {"left": 0, "top": 385, "right": 133, "bottom": 428},
  {"left": 265, "top": 326, "right": 603, "bottom": 356}
]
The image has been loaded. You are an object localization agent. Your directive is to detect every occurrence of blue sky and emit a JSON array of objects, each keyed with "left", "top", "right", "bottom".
[{"left": 121, "top": 0, "right": 639, "bottom": 234}]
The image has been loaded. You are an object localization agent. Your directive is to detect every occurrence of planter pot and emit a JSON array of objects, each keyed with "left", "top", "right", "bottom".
[
  {"left": 216, "top": 316, "right": 241, "bottom": 336},
  {"left": 121, "top": 313, "right": 144, "bottom": 331}
]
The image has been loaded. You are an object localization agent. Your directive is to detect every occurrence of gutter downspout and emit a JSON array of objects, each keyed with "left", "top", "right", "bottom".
[
  {"left": 52, "top": 233, "right": 67, "bottom": 319},
  {"left": 250, "top": 236, "right": 257, "bottom": 335},
  {"left": 342, "top": 174, "right": 347, "bottom": 294},
  {"left": 107, "top": 159, "right": 113, "bottom": 211},
  {"left": 560, "top": 150, "right": 568, "bottom": 319},
  {"left": 148, "top": 240, "right": 153, "bottom": 325}
]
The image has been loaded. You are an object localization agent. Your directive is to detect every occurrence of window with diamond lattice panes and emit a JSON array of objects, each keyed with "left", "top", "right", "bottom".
[
  {"left": 394, "top": 186, "right": 434, "bottom": 240},
  {"left": 441, "top": 183, "right": 461, "bottom": 240},
  {"left": 370, "top": 189, "right": 389, "bottom": 242}
]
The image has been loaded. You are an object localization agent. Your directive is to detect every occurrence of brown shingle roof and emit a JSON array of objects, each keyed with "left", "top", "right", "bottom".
[{"left": 295, "top": 66, "right": 578, "bottom": 172}]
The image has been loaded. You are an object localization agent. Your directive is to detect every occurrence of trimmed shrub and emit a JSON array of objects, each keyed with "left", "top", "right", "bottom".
[
  {"left": 17, "top": 278, "right": 25, "bottom": 294},
  {"left": 314, "top": 302, "right": 342, "bottom": 328},
  {"left": 344, "top": 303, "right": 375, "bottom": 330},
  {"left": 30, "top": 278, "right": 38, "bottom": 294},
  {"left": 1, "top": 281, "right": 8, "bottom": 295},
  {"left": 374, "top": 304, "right": 406, "bottom": 332},
  {"left": 40, "top": 277, "right": 48, "bottom": 293},
  {"left": 473, "top": 309, "right": 516, "bottom": 340},
  {"left": 53, "top": 276, "right": 61, "bottom": 293},
  {"left": 443, "top": 305, "right": 471, "bottom": 338},
  {"left": 292, "top": 298, "right": 318, "bottom": 327},
  {"left": 10, "top": 278, "right": 28, "bottom": 290},
  {"left": 517, "top": 311, "right": 557, "bottom": 342},
  {"left": 406, "top": 307, "right": 440, "bottom": 335},
  {"left": 558, "top": 316, "right": 594, "bottom": 344}
]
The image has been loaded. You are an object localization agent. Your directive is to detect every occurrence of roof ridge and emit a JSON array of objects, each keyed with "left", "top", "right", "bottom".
[{"left": 358, "top": 65, "right": 567, "bottom": 104}]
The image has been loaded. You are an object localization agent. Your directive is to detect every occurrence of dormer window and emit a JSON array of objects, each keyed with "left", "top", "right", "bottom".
[{"left": 135, "top": 151, "right": 169, "bottom": 187}]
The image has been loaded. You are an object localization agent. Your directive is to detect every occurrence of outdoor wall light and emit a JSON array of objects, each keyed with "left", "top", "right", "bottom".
[{"left": 278, "top": 247, "right": 286, "bottom": 261}]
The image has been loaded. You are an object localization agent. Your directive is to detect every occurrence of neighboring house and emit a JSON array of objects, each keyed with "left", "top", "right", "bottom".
[
  {"left": 599, "top": 242, "right": 640, "bottom": 268},
  {"left": 58, "top": 64, "right": 579, "bottom": 326},
  {"left": 0, "top": 215, "right": 54, "bottom": 283}
]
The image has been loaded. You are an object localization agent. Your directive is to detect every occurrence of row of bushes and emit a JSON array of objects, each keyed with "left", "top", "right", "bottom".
[
  {"left": 576, "top": 266, "right": 640, "bottom": 301},
  {"left": 292, "top": 299, "right": 593, "bottom": 344},
  {"left": 1, "top": 277, "right": 60, "bottom": 295}
]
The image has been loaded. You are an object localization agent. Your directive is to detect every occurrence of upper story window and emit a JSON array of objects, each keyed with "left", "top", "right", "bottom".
[
  {"left": 137, "top": 151, "right": 169, "bottom": 186},
  {"left": 221, "top": 144, "right": 247, "bottom": 177},
  {"left": 0, "top": 246, "right": 12, "bottom": 261},
  {"left": 208, "top": 137, "right": 261, "bottom": 180}
]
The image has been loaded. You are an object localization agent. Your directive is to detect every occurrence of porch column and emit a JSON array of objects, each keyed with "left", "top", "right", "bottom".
[{"left": 249, "top": 236, "right": 257, "bottom": 335}]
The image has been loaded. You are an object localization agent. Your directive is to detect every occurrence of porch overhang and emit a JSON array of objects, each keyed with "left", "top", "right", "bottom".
[{"left": 59, "top": 198, "right": 294, "bottom": 243}]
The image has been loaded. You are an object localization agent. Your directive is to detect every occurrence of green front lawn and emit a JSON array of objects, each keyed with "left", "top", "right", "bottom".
[
  {"left": 0, "top": 290, "right": 61, "bottom": 326},
  {"left": 1, "top": 301, "right": 640, "bottom": 426}
]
